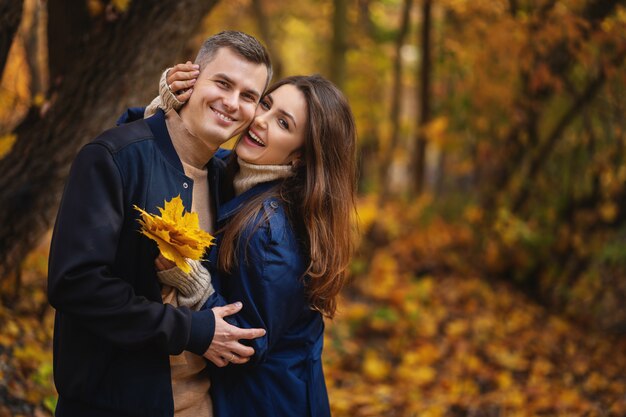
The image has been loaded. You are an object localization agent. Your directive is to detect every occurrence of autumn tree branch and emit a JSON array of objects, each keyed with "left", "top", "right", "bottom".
[
  {"left": 0, "top": 0, "right": 23, "bottom": 80},
  {"left": 512, "top": 48, "right": 626, "bottom": 212}
]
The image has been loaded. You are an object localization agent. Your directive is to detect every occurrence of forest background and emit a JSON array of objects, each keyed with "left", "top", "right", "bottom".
[{"left": 1, "top": 0, "right": 626, "bottom": 416}]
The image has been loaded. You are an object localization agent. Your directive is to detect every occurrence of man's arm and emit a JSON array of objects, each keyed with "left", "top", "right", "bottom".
[{"left": 48, "top": 142, "right": 213, "bottom": 355}]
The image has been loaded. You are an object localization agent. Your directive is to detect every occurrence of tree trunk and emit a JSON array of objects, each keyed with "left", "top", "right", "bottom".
[
  {"left": 0, "top": 0, "right": 220, "bottom": 278},
  {"left": 0, "top": 0, "right": 23, "bottom": 76},
  {"left": 379, "top": 0, "right": 413, "bottom": 200},
  {"left": 329, "top": 0, "right": 348, "bottom": 89},
  {"left": 251, "top": 0, "right": 283, "bottom": 81},
  {"left": 23, "top": 0, "right": 47, "bottom": 99},
  {"left": 412, "top": 0, "right": 432, "bottom": 195}
]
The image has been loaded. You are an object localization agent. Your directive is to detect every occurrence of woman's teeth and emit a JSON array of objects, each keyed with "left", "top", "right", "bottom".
[{"left": 249, "top": 131, "right": 265, "bottom": 146}]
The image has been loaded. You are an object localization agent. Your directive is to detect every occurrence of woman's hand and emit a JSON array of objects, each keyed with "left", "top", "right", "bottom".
[
  {"left": 166, "top": 61, "right": 200, "bottom": 104},
  {"left": 155, "top": 253, "right": 176, "bottom": 271}
]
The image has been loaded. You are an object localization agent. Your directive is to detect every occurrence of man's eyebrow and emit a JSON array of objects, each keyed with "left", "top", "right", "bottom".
[
  {"left": 214, "top": 73, "right": 232, "bottom": 83},
  {"left": 214, "top": 73, "right": 261, "bottom": 99},
  {"left": 244, "top": 86, "right": 262, "bottom": 100}
]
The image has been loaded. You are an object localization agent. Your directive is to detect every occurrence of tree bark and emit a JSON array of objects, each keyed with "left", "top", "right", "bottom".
[
  {"left": 412, "top": 0, "right": 432, "bottom": 195},
  {"left": 0, "top": 0, "right": 23, "bottom": 76},
  {"left": 251, "top": 0, "right": 283, "bottom": 81},
  {"left": 0, "top": 0, "right": 220, "bottom": 278}
]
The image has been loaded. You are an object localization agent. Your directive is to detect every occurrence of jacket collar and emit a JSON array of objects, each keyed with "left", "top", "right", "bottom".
[
  {"left": 145, "top": 109, "right": 185, "bottom": 174},
  {"left": 207, "top": 154, "right": 228, "bottom": 221},
  {"left": 217, "top": 180, "right": 280, "bottom": 224}
]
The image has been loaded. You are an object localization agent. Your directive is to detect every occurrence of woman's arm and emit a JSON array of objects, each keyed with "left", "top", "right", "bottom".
[
  {"left": 156, "top": 257, "right": 215, "bottom": 311},
  {"left": 117, "top": 62, "right": 201, "bottom": 124},
  {"left": 144, "top": 62, "right": 200, "bottom": 117},
  {"left": 204, "top": 205, "right": 309, "bottom": 366}
]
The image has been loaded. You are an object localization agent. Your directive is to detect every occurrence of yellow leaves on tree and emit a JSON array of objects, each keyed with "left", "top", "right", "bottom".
[{"left": 134, "top": 195, "right": 214, "bottom": 273}]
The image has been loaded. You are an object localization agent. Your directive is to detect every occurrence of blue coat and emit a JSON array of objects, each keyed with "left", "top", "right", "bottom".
[
  {"left": 203, "top": 173, "right": 331, "bottom": 417},
  {"left": 48, "top": 109, "right": 222, "bottom": 417}
]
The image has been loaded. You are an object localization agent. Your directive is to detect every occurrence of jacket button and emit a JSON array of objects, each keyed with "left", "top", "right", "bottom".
[
  {"left": 270, "top": 201, "right": 279, "bottom": 209},
  {"left": 183, "top": 182, "right": 189, "bottom": 189}
]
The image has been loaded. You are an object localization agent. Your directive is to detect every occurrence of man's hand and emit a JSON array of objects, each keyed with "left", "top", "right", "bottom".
[{"left": 204, "top": 302, "right": 266, "bottom": 367}]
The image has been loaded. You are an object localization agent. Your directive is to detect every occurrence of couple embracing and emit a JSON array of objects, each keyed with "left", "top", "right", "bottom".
[{"left": 48, "top": 31, "right": 357, "bottom": 417}]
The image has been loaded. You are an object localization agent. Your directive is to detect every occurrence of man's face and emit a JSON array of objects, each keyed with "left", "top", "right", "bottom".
[{"left": 179, "top": 47, "right": 268, "bottom": 151}]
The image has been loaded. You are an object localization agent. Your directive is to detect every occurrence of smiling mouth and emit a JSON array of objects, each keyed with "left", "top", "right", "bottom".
[
  {"left": 212, "top": 108, "right": 235, "bottom": 122},
  {"left": 247, "top": 130, "right": 266, "bottom": 147}
]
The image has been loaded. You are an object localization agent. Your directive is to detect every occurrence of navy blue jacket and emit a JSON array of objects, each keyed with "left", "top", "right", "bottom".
[
  {"left": 203, "top": 170, "right": 331, "bottom": 417},
  {"left": 48, "top": 110, "right": 223, "bottom": 417}
]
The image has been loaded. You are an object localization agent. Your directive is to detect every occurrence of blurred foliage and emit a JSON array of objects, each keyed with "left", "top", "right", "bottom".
[
  {"left": 0, "top": 235, "right": 55, "bottom": 417},
  {"left": 323, "top": 197, "right": 626, "bottom": 416}
]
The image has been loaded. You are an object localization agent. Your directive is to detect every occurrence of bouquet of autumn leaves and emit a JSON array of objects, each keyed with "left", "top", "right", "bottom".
[{"left": 133, "top": 196, "right": 215, "bottom": 273}]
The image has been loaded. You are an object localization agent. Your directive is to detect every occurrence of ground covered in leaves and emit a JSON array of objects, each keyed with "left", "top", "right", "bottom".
[
  {"left": 326, "top": 275, "right": 626, "bottom": 416},
  {"left": 325, "top": 198, "right": 626, "bottom": 416},
  {"left": 1, "top": 204, "right": 626, "bottom": 416}
]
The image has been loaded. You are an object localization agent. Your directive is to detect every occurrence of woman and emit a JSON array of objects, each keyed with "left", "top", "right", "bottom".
[{"left": 155, "top": 69, "right": 357, "bottom": 416}]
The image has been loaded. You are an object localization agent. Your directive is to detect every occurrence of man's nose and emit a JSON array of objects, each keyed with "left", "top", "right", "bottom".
[{"left": 223, "top": 92, "right": 238, "bottom": 111}]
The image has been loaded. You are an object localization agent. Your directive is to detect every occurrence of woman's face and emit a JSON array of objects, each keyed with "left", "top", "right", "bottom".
[{"left": 235, "top": 84, "right": 307, "bottom": 166}]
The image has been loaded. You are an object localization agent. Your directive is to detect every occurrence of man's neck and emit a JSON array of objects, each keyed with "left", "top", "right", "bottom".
[{"left": 165, "top": 110, "right": 215, "bottom": 169}]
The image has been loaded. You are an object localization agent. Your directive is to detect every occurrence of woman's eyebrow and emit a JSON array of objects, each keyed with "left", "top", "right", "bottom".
[{"left": 278, "top": 109, "right": 297, "bottom": 128}]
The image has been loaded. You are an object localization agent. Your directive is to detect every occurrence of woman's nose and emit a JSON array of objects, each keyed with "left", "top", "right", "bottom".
[{"left": 254, "top": 116, "right": 268, "bottom": 130}]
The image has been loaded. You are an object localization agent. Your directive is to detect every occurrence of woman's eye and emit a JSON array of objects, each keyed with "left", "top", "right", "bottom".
[
  {"left": 278, "top": 119, "right": 289, "bottom": 129},
  {"left": 260, "top": 100, "right": 271, "bottom": 110}
]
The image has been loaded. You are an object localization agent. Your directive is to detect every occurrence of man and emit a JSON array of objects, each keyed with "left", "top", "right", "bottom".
[{"left": 48, "top": 31, "right": 272, "bottom": 417}]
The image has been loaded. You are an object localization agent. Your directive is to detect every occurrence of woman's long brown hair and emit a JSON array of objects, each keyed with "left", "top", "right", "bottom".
[{"left": 217, "top": 75, "right": 357, "bottom": 318}]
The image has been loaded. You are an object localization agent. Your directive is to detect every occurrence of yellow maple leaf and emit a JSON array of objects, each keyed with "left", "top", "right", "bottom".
[{"left": 134, "top": 195, "right": 215, "bottom": 273}]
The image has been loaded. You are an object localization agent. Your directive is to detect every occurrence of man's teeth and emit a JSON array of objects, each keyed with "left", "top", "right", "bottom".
[
  {"left": 213, "top": 109, "right": 233, "bottom": 122},
  {"left": 249, "top": 131, "right": 265, "bottom": 146}
]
